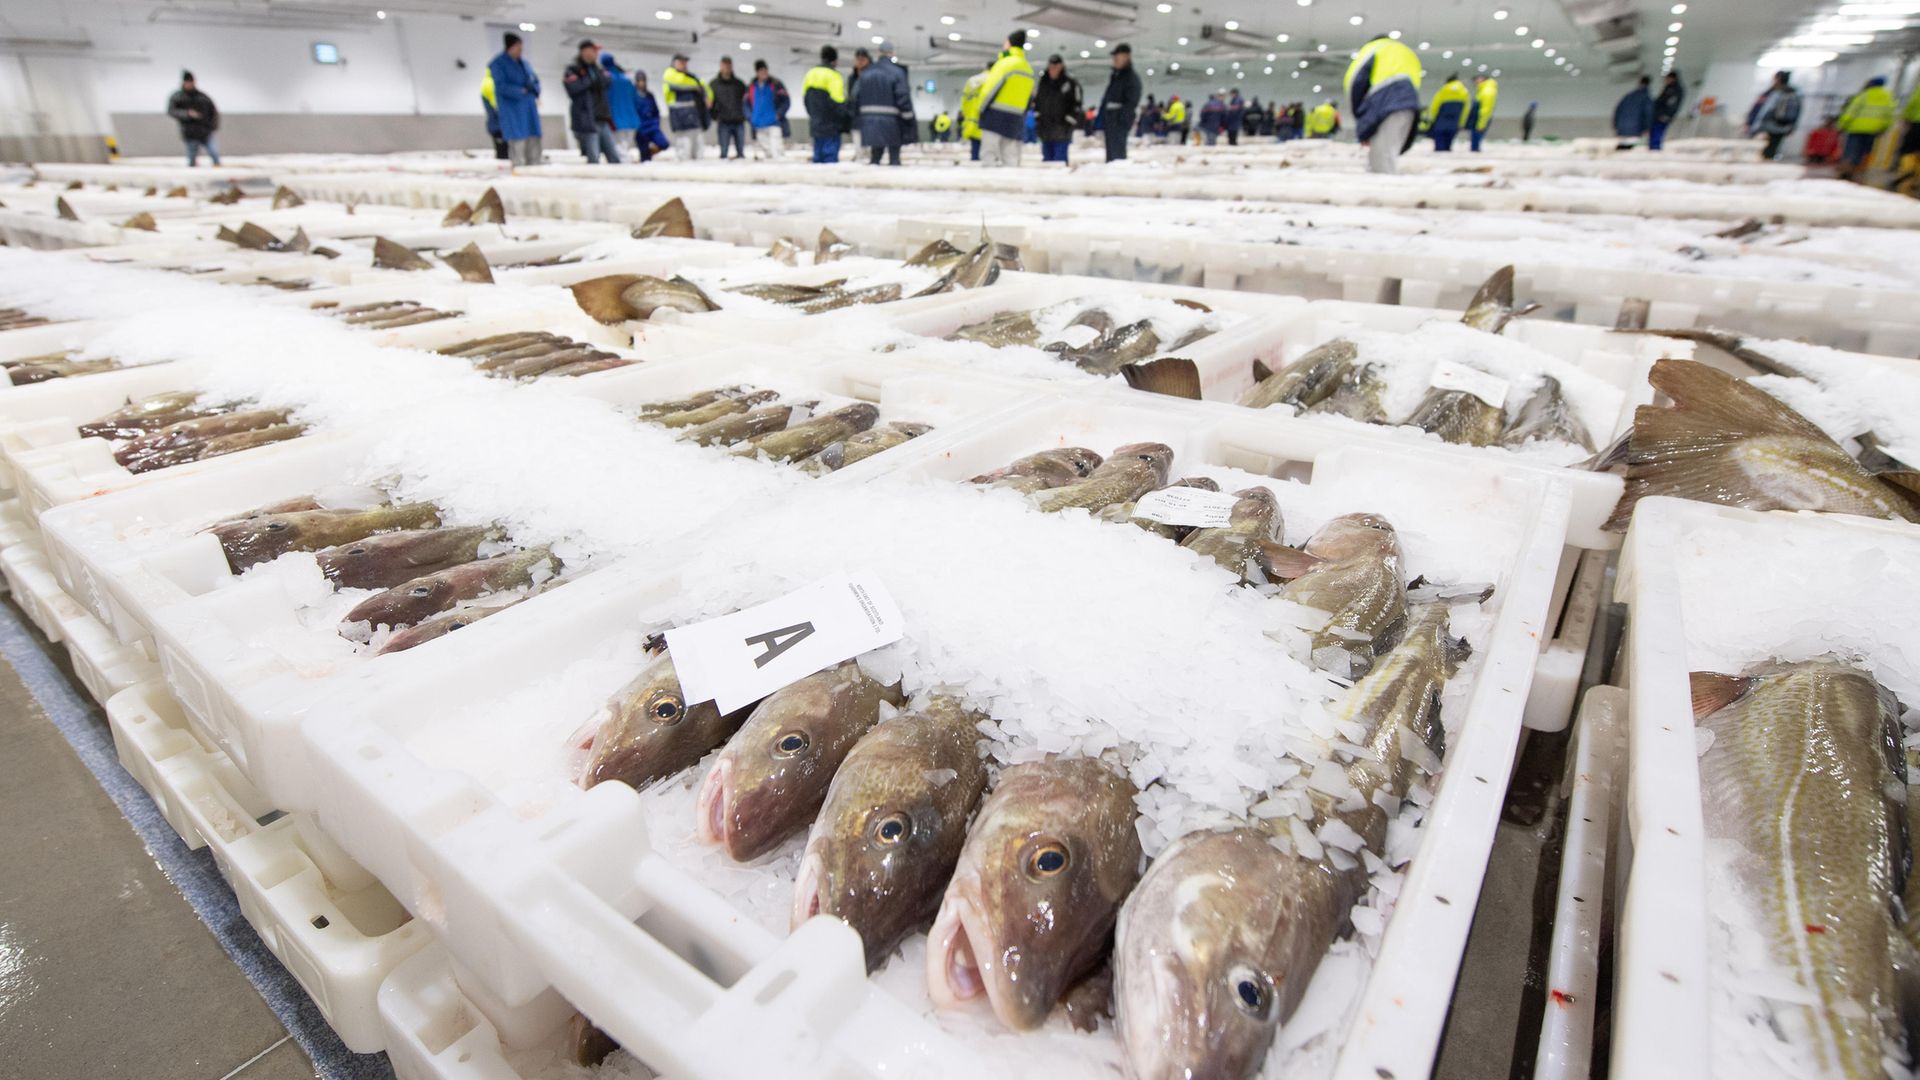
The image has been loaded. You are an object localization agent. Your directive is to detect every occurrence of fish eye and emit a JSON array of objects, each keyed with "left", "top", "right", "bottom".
[
  {"left": 650, "top": 695, "right": 684, "bottom": 724},
  {"left": 264, "top": 521, "right": 289, "bottom": 532},
  {"left": 774, "top": 730, "right": 809, "bottom": 757},
  {"left": 346, "top": 545, "right": 368, "bottom": 555},
  {"left": 1228, "top": 965, "right": 1276, "bottom": 1021},
  {"left": 446, "top": 618, "right": 471, "bottom": 632},
  {"left": 871, "top": 811, "right": 912, "bottom": 846},
  {"left": 1025, "top": 841, "right": 1070, "bottom": 879},
  {"left": 409, "top": 585, "right": 433, "bottom": 597}
]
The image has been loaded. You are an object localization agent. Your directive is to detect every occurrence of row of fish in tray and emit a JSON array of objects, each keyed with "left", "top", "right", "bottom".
[
  {"left": 945, "top": 298, "right": 1221, "bottom": 377},
  {"left": 568, "top": 439, "right": 1477, "bottom": 1078},
  {"left": 432, "top": 330, "right": 638, "bottom": 380},
  {"left": 3, "top": 350, "right": 119, "bottom": 386},
  {"left": 311, "top": 298, "right": 459, "bottom": 330},
  {"left": 203, "top": 497, "right": 559, "bottom": 654},
  {"left": 633, "top": 386, "right": 930, "bottom": 472},
  {"left": 0, "top": 306, "right": 55, "bottom": 332},
  {"left": 82, "top": 391, "right": 308, "bottom": 474}
]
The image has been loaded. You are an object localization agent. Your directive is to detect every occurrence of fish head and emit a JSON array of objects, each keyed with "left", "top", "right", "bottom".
[
  {"left": 1303, "top": 512, "right": 1400, "bottom": 561},
  {"left": 696, "top": 670, "right": 845, "bottom": 860},
  {"left": 210, "top": 512, "right": 318, "bottom": 567},
  {"left": 1054, "top": 447, "right": 1106, "bottom": 479},
  {"left": 1228, "top": 487, "right": 1281, "bottom": 532},
  {"left": 1115, "top": 829, "right": 1293, "bottom": 1080},
  {"left": 832, "top": 402, "right": 880, "bottom": 430},
  {"left": 583, "top": 652, "right": 721, "bottom": 790},
  {"left": 1109, "top": 442, "right": 1175, "bottom": 487}
]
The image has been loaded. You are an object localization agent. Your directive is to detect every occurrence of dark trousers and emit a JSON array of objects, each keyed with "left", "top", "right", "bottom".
[
  {"left": 1649, "top": 121, "right": 1669, "bottom": 150},
  {"left": 716, "top": 122, "right": 745, "bottom": 157},
  {"left": 1843, "top": 131, "right": 1877, "bottom": 166},
  {"left": 1104, "top": 121, "right": 1129, "bottom": 161},
  {"left": 868, "top": 144, "right": 901, "bottom": 166},
  {"left": 1433, "top": 129, "right": 1457, "bottom": 152},
  {"left": 969, "top": 138, "right": 981, "bottom": 161},
  {"left": 1470, "top": 127, "right": 1486, "bottom": 152},
  {"left": 1226, "top": 127, "right": 1239, "bottom": 145},
  {"left": 1762, "top": 132, "right": 1785, "bottom": 160},
  {"left": 491, "top": 135, "right": 510, "bottom": 159},
  {"left": 812, "top": 135, "right": 841, "bottom": 162},
  {"left": 1041, "top": 140, "right": 1069, "bottom": 162}
]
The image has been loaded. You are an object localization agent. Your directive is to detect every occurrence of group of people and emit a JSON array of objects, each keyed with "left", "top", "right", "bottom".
[
  {"left": 1609, "top": 72, "right": 1687, "bottom": 150},
  {"left": 1736, "top": 70, "right": 1920, "bottom": 177},
  {"left": 1124, "top": 96, "right": 1336, "bottom": 145}
]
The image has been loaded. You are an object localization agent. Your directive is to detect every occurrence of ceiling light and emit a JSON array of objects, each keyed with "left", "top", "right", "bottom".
[
  {"left": 1555, "top": 56, "right": 1566, "bottom": 64},
  {"left": 1664, "top": 35, "right": 1678, "bottom": 44},
  {"left": 1266, "top": 52, "right": 1277, "bottom": 60},
  {"left": 1789, "top": 33, "right": 1875, "bottom": 45},
  {"left": 1146, "top": 67, "right": 1155, "bottom": 74},
  {"left": 1317, "top": 42, "right": 1327, "bottom": 51},
  {"left": 1028, "top": 28, "right": 1040, "bottom": 36},
  {"left": 1264, "top": 65, "right": 1273, "bottom": 73},
  {"left": 1169, "top": 61, "right": 1180, "bottom": 69},
  {"left": 1531, "top": 38, "right": 1544, "bottom": 47},
  {"left": 1478, "top": 62, "right": 1487, "bottom": 70},
  {"left": 1156, "top": 2, "right": 1171, "bottom": 10},
  {"left": 1299, "top": 59, "right": 1310, "bottom": 67},
  {"left": 1442, "top": 48, "right": 1453, "bottom": 57},
  {"left": 1670, "top": 2, "right": 1686, "bottom": 9},
  {"left": 1291, "top": 69, "right": 1300, "bottom": 77},
  {"left": 856, "top": 18, "right": 871, "bottom": 27},
  {"left": 1816, "top": 16, "right": 1909, "bottom": 30},
  {"left": 582, "top": 15, "right": 601, "bottom": 25},
  {"left": 1758, "top": 48, "right": 1836, "bottom": 67},
  {"left": 518, "top": 21, "right": 535, "bottom": 30},
  {"left": 739, "top": 41, "right": 752, "bottom": 49},
  {"left": 1388, "top": 29, "right": 1401, "bottom": 38},
  {"left": 940, "top": 14, "right": 955, "bottom": 24},
  {"left": 1514, "top": 25, "right": 1528, "bottom": 35},
  {"left": 738, "top": 3, "right": 755, "bottom": 11},
  {"left": 375, "top": 8, "right": 386, "bottom": 17},
  {"left": 1224, "top": 19, "right": 1240, "bottom": 29},
  {"left": 826, "top": 0, "right": 842, "bottom": 6},
  {"left": 1298, "top": 0, "right": 1312, "bottom": 6},
  {"left": 950, "top": 32, "right": 963, "bottom": 40},
  {"left": 1177, "top": 36, "right": 1189, "bottom": 45},
  {"left": 1080, "top": 49, "right": 1090, "bottom": 56},
  {"left": 1663, "top": 45, "right": 1676, "bottom": 54},
  {"left": 1206, "top": 66, "right": 1215, "bottom": 73},
  {"left": 654, "top": 9, "right": 672, "bottom": 19},
  {"left": 1492, "top": 68, "right": 1501, "bottom": 75},
  {"left": 1668, "top": 21, "right": 1683, "bottom": 30},
  {"left": 1349, "top": 14, "right": 1364, "bottom": 25},
  {"left": 1276, "top": 33, "right": 1290, "bottom": 42},
  {"left": 1095, "top": 39, "right": 1106, "bottom": 47},
  {"left": 1493, "top": 8, "right": 1510, "bottom": 18},
  {"left": 1237, "top": 71, "right": 1245, "bottom": 78},
  {"left": 1544, "top": 47, "right": 1555, "bottom": 55},
  {"left": 870, "top": 35, "right": 882, "bottom": 43},
  {"left": 1837, "top": 0, "right": 1920, "bottom": 11},
  {"left": 1418, "top": 40, "right": 1430, "bottom": 49},
  {"left": 1312, "top": 83, "right": 1322, "bottom": 91},
  {"left": 1231, "top": 60, "right": 1241, "bottom": 67}
]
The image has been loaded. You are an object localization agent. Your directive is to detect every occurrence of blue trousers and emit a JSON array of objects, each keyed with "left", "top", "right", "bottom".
[
  {"left": 1649, "top": 121, "right": 1669, "bottom": 151},
  {"left": 185, "top": 138, "right": 219, "bottom": 166},
  {"left": 716, "top": 122, "right": 745, "bottom": 158},
  {"left": 970, "top": 138, "right": 981, "bottom": 161},
  {"left": 1433, "top": 129, "right": 1457, "bottom": 152},
  {"left": 1843, "top": 131, "right": 1877, "bottom": 165},
  {"left": 811, "top": 135, "right": 841, "bottom": 163},
  {"left": 577, "top": 123, "right": 621, "bottom": 163},
  {"left": 1470, "top": 127, "right": 1485, "bottom": 152},
  {"left": 1042, "top": 140, "right": 1069, "bottom": 162}
]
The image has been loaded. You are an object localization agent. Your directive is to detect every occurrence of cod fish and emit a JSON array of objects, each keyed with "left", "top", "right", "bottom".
[
  {"left": 120, "top": 212, "right": 157, "bottom": 232},
  {"left": 209, "top": 183, "right": 245, "bottom": 205},
  {"left": 1237, "top": 340, "right": 1360, "bottom": 410},
  {"left": 1067, "top": 320, "right": 1163, "bottom": 377},
  {"left": 371, "top": 593, "right": 527, "bottom": 655},
  {"left": 1035, "top": 442, "right": 1174, "bottom": 513},
  {"left": 208, "top": 502, "right": 441, "bottom": 572},
  {"left": 1115, "top": 603, "right": 1462, "bottom": 1080},
  {"left": 470, "top": 187, "right": 506, "bottom": 225},
  {"left": 163, "top": 424, "right": 304, "bottom": 470},
  {"left": 440, "top": 201, "right": 473, "bottom": 227},
  {"left": 1691, "top": 660, "right": 1914, "bottom": 1079},
  {"left": 928, "top": 757, "right": 1142, "bottom": 1030},
  {"left": 344, "top": 547, "right": 554, "bottom": 631},
  {"left": 946, "top": 310, "right": 1043, "bottom": 349},
  {"left": 792, "top": 696, "right": 990, "bottom": 971},
  {"left": 1278, "top": 513, "right": 1408, "bottom": 679},
  {"left": 8, "top": 358, "right": 118, "bottom": 385},
  {"left": 734, "top": 403, "right": 879, "bottom": 463},
  {"left": 234, "top": 222, "right": 284, "bottom": 251},
  {"left": 904, "top": 238, "right": 966, "bottom": 269},
  {"left": 570, "top": 273, "right": 719, "bottom": 323},
  {"left": 581, "top": 648, "right": 755, "bottom": 793},
  {"left": 801, "top": 421, "right": 932, "bottom": 474},
  {"left": 632, "top": 196, "right": 693, "bottom": 239},
  {"left": 1303, "top": 360, "right": 1388, "bottom": 424},
  {"left": 816, "top": 227, "right": 852, "bottom": 263},
  {"left": 1407, "top": 386, "right": 1505, "bottom": 447},
  {"left": 970, "top": 447, "right": 1105, "bottom": 495},
  {"left": 313, "top": 525, "right": 494, "bottom": 591},
  {"left": 55, "top": 196, "right": 79, "bottom": 222},
  {"left": 793, "top": 282, "right": 900, "bottom": 315},
  {"left": 680, "top": 403, "right": 802, "bottom": 447},
  {"left": 271, "top": 185, "right": 303, "bottom": 209},
  {"left": 115, "top": 409, "right": 292, "bottom": 467},
  {"left": 209, "top": 496, "right": 325, "bottom": 527},
  {"left": 373, "top": 237, "right": 434, "bottom": 272},
  {"left": 1180, "top": 486, "right": 1282, "bottom": 582},
  {"left": 1459, "top": 264, "right": 1538, "bottom": 335},
  {"left": 1503, "top": 375, "right": 1594, "bottom": 452},
  {"left": 913, "top": 231, "right": 1005, "bottom": 296},
  {"left": 441, "top": 242, "right": 494, "bottom": 284},
  {"left": 1603, "top": 359, "right": 1919, "bottom": 531},
  {"left": 696, "top": 660, "right": 904, "bottom": 861},
  {"left": 767, "top": 237, "right": 802, "bottom": 265},
  {"left": 653, "top": 389, "right": 779, "bottom": 429}
]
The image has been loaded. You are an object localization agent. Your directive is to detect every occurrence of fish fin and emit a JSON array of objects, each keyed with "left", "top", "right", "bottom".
[
  {"left": 1687, "top": 671, "right": 1750, "bottom": 720},
  {"left": 55, "top": 196, "right": 79, "bottom": 221},
  {"left": 287, "top": 226, "right": 310, "bottom": 253},
  {"left": 440, "top": 200, "right": 473, "bottom": 227},
  {"left": 568, "top": 274, "right": 645, "bottom": 324},
  {"left": 1059, "top": 963, "right": 1114, "bottom": 1034},
  {"left": 567, "top": 1014, "right": 619, "bottom": 1068},
  {"left": 271, "top": 185, "right": 304, "bottom": 209},
  {"left": 1614, "top": 298, "right": 1651, "bottom": 330},
  {"left": 1465, "top": 265, "right": 1514, "bottom": 321},
  {"left": 1252, "top": 357, "right": 1275, "bottom": 383},
  {"left": 372, "top": 236, "right": 433, "bottom": 272},
  {"left": 634, "top": 197, "right": 693, "bottom": 239},
  {"left": 1171, "top": 298, "right": 1213, "bottom": 313},
  {"left": 442, "top": 242, "right": 494, "bottom": 284},
  {"left": 1258, "top": 541, "right": 1323, "bottom": 582},
  {"left": 1121, "top": 357, "right": 1203, "bottom": 400},
  {"left": 1586, "top": 427, "right": 1632, "bottom": 472},
  {"left": 472, "top": 187, "right": 506, "bottom": 224},
  {"left": 1877, "top": 470, "right": 1920, "bottom": 518},
  {"left": 215, "top": 224, "right": 241, "bottom": 244}
]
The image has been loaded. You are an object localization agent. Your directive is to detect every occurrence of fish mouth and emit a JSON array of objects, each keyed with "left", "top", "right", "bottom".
[
  {"left": 694, "top": 758, "right": 732, "bottom": 848},
  {"left": 790, "top": 849, "right": 824, "bottom": 930},
  {"left": 929, "top": 885, "right": 1021, "bottom": 1026}
]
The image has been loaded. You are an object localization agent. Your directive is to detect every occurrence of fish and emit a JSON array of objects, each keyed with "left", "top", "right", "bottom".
[
  {"left": 234, "top": 222, "right": 285, "bottom": 251},
  {"left": 1237, "top": 339, "right": 1360, "bottom": 410},
  {"left": 791, "top": 283, "right": 901, "bottom": 315},
  {"left": 816, "top": 227, "right": 852, "bottom": 263},
  {"left": 1710, "top": 217, "right": 1766, "bottom": 241},
  {"left": 1503, "top": 375, "right": 1595, "bottom": 452},
  {"left": 970, "top": 447, "right": 1105, "bottom": 495},
  {"left": 1604, "top": 359, "right": 1920, "bottom": 531},
  {"left": 680, "top": 403, "right": 801, "bottom": 447},
  {"left": 1278, "top": 513, "right": 1408, "bottom": 679},
  {"left": 1406, "top": 387, "right": 1505, "bottom": 447},
  {"left": 440, "top": 201, "right": 473, "bottom": 227},
  {"left": 947, "top": 310, "right": 1043, "bottom": 348},
  {"left": 8, "top": 358, "right": 119, "bottom": 385},
  {"left": 1114, "top": 603, "right": 1462, "bottom": 1080},
  {"left": 581, "top": 647, "right": 755, "bottom": 793},
  {"left": 734, "top": 403, "right": 879, "bottom": 463},
  {"left": 164, "top": 185, "right": 188, "bottom": 198},
  {"left": 496, "top": 347, "right": 614, "bottom": 380},
  {"left": 567, "top": 1016, "right": 619, "bottom": 1068},
  {"left": 800, "top": 421, "right": 932, "bottom": 473},
  {"left": 1302, "top": 362, "right": 1388, "bottom": 424},
  {"left": 208, "top": 183, "right": 245, "bottom": 205},
  {"left": 287, "top": 227, "right": 311, "bottom": 254},
  {"left": 1068, "top": 320, "right": 1163, "bottom": 376},
  {"left": 652, "top": 389, "right": 780, "bottom": 429},
  {"left": 1034, "top": 442, "right": 1175, "bottom": 513},
  {"left": 207, "top": 502, "right": 442, "bottom": 572},
  {"left": 632, "top": 197, "right": 693, "bottom": 239},
  {"left": 791, "top": 695, "right": 990, "bottom": 971},
  {"left": 114, "top": 409, "right": 293, "bottom": 466},
  {"left": 1056, "top": 307, "right": 1116, "bottom": 344},
  {"left": 913, "top": 231, "right": 1004, "bottom": 296},
  {"left": 1459, "top": 264, "right": 1538, "bottom": 334},
  {"left": 180, "top": 424, "right": 305, "bottom": 466},
  {"left": 55, "top": 197, "right": 79, "bottom": 221},
  {"left": 694, "top": 660, "right": 904, "bottom": 861},
  {"left": 569, "top": 274, "right": 719, "bottom": 323},
  {"left": 1614, "top": 327, "right": 1808, "bottom": 380},
  {"left": 313, "top": 525, "right": 495, "bottom": 591},
  {"left": 441, "top": 242, "right": 494, "bottom": 284},
  {"left": 343, "top": 547, "right": 554, "bottom": 630},
  {"left": 78, "top": 391, "right": 206, "bottom": 439},
  {"left": 272, "top": 185, "right": 304, "bottom": 209},
  {"left": 141, "top": 186, "right": 156, "bottom": 197},
  {"left": 767, "top": 237, "right": 801, "bottom": 265},
  {"left": 1179, "top": 487, "right": 1282, "bottom": 582},
  {"left": 732, "top": 282, "right": 837, "bottom": 304},
  {"left": 635, "top": 389, "right": 731, "bottom": 420},
  {"left": 209, "top": 496, "right": 326, "bottom": 527},
  {"left": 120, "top": 212, "right": 157, "bottom": 232},
  {"left": 373, "top": 237, "right": 435, "bottom": 272},
  {"left": 372, "top": 594, "right": 525, "bottom": 654},
  {"left": 546, "top": 356, "right": 637, "bottom": 378},
  {"left": 1690, "top": 660, "right": 1913, "bottom": 1079},
  {"left": 904, "top": 238, "right": 966, "bottom": 268},
  {"left": 1097, "top": 477, "right": 1224, "bottom": 542},
  {"left": 927, "top": 757, "right": 1143, "bottom": 1030},
  {"left": 470, "top": 187, "right": 506, "bottom": 225},
  {"left": 470, "top": 340, "right": 566, "bottom": 369},
  {"left": 439, "top": 331, "right": 555, "bottom": 358}
]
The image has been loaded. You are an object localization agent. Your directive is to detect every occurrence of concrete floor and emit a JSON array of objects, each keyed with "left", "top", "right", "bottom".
[{"left": 0, "top": 605, "right": 319, "bottom": 1079}]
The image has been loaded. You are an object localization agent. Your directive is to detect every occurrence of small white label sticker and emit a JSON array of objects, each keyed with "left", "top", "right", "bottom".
[
  {"left": 1132, "top": 486, "right": 1243, "bottom": 527},
  {"left": 1428, "top": 360, "right": 1509, "bottom": 410},
  {"left": 665, "top": 573, "right": 905, "bottom": 714}
]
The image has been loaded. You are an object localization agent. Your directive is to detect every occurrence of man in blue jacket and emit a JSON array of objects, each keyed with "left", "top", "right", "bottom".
[
  {"left": 745, "top": 59, "right": 790, "bottom": 159},
  {"left": 602, "top": 53, "right": 640, "bottom": 158},
  {"left": 1614, "top": 76, "right": 1654, "bottom": 147},
  {"left": 1198, "top": 93, "right": 1225, "bottom": 145},
  {"left": 564, "top": 40, "right": 619, "bottom": 163},
  {"left": 488, "top": 32, "right": 543, "bottom": 166},
  {"left": 852, "top": 46, "right": 911, "bottom": 166},
  {"left": 631, "top": 72, "right": 670, "bottom": 162}
]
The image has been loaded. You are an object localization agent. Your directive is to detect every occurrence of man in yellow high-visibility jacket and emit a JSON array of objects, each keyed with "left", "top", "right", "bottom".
[
  {"left": 1837, "top": 76, "right": 1896, "bottom": 177},
  {"left": 662, "top": 54, "right": 711, "bottom": 159},
  {"left": 960, "top": 61, "right": 990, "bottom": 160},
  {"left": 1344, "top": 34, "right": 1423, "bottom": 173},
  {"left": 932, "top": 111, "right": 953, "bottom": 142},
  {"left": 977, "top": 30, "right": 1035, "bottom": 167},
  {"left": 1306, "top": 100, "right": 1338, "bottom": 138},
  {"left": 1164, "top": 95, "right": 1187, "bottom": 143},
  {"left": 1469, "top": 74, "right": 1497, "bottom": 152},
  {"left": 1427, "top": 76, "right": 1470, "bottom": 152}
]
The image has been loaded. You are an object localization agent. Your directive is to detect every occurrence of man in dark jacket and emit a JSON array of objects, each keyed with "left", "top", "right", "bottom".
[
  {"left": 168, "top": 72, "right": 220, "bottom": 166},
  {"left": 802, "top": 46, "right": 849, "bottom": 163},
  {"left": 885, "top": 45, "right": 918, "bottom": 147},
  {"left": 1651, "top": 72, "right": 1685, "bottom": 151},
  {"left": 564, "top": 40, "right": 620, "bottom": 163},
  {"left": 852, "top": 46, "right": 911, "bottom": 165},
  {"left": 709, "top": 57, "right": 749, "bottom": 159},
  {"left": 1225, "top": 90, "right": 1246, "bottom": 145},
  {"left": 1614, "top": 76, "right": 1654, "bottom": 147},
  {"left": 1034, "top": 55, "right": 1083, "bottom": 163},
  {"left": 1099, "top": 44, "right": 1142, "bottom": 162}
]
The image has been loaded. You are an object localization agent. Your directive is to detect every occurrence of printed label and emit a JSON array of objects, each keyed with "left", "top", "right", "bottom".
[
  {"left": 666, "top": 573, "right": 905, "bottom": 713},
  {"left": 1132, "top": 486, "right": 1243, "bottom": 527}
]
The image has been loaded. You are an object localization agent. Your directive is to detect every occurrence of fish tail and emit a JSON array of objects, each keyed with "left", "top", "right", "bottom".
[{"left": 1121, "top": 357, "right": 1203, "bottom": 400}]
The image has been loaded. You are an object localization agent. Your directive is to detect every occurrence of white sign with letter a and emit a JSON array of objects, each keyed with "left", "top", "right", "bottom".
[{"left": 665, "top": 573, "right": 905, "bottom": 713}]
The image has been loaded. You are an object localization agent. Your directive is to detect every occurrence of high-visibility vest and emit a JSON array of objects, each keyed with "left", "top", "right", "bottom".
[
  {"left": 933, "top": 112, "right": 952, "bottom": 132},
  {"left": 1428, "top": 80, "right": 1470, "bottom": 126},
  {"left": 1474, "top": 78, "right": 1498, "bottom": 130},
  {"left": 1165, "top": 99, "right": 1187, "bottom": 124},
  {"left": 662, "top": 67, "right": 710, "bottom": 108},
  {"left": 977, "top": 47, "right": 1035, "bottom": 138},
  {"left": 1906, "top": 85, "right": 1920, "bottom": 122},
  {"left": 960, "top": 71, "right": 988, "bottom": 139},
  {"left": 1306, "top": 102, "right": 1337, "bottom": 135},
  {"left": 1838, "top": 85, "right": 1896, "bottom": 135},
  {"left": 1344, "top": 38, "right": 1423, "bottom": 104}
]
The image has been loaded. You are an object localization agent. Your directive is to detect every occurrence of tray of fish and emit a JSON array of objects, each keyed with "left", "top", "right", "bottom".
[
  {"left": 1611, "top": 497, "right": 1920, "bottom": 1080},
  {"left": 277, "top": 392, "right": 1569, "bottom": 1080},
  {"left": 0, "top": 363, "right": 189, "bottom": 497}
]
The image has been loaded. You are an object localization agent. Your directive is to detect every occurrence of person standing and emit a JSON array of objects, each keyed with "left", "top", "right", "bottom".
[
  {"left": 564, "top": 40, "right": 620, "bottom": 163},
  {"left": 1197, "top": 94, "right": 1224, "bottom": 145},
  {"left": 1469, "top": 73, "right": 1497, "bottom": 152},
  {"left": 631, "top": 71, "right": 670, "bottom": 162},
  {"left": 1650, "top": 72, "right": 1685, "bottom": 151},
  {"left": 1306, "top": 99, "right": 1339, "bottom": 139},
  {"left": 1225, "top": 90, "right": 1246, "bottom": 146},
  {"left": 802, "top": 47, "right": 848, "bottom": 163},
  {"left": 960, "top": 61, "right": 992, "bottom": 161},
  {"left": 746, "top": 60, "right": 789, "bottom": 159},
  {"left": 1745, "top": 71, "right": 1801, "bottom": 160},
  {"left": 1613, "top": 76, "right": 1654, "bottom": 148},
  {"left": 1098, "top": 44, "right": 1142, "bottom": 163},
  {"left": 488, "top": 34, "right": 543, "bottom": 166},
  {"left": 602, "top": 53, "right": 639, "bottom": 159},
  {"left": 1427, "top": 75, "right": 1469, "bottom": 152},
  {"left": 932, "top": 111, "right": 953, "bottom": 141},
  {"left": 852, "top": 46, "right": 910, "bottom": 166},
  {"left": 709, "top": 57, "right": 749, "bottom": 159},
  {"left": 1034, "top": 54, "right": 1083, "bottom": 163},
  {"left": 1163, "top": 95, "right": 1187, "bottom": 143},
  {"left": 1522, "top": 100, "right": 1538, "bottom": 142},
  {"left": 168, "top": 71, "right": 220, "bottom": 166},
  {"left": 883, "top": 43, "right": 918, "bottom": 150},
  {"left": 480, "top": 69, "right": 507, "bottom": 159},
  {"left": 978, "top": 31, "right": 1036, "bottom": 167},
  {"left": 1836, "top": 76, "right": 1896, "bottom": 178},
  {"left": 1344, "top": 34, "right": 1422, "bottom": 173},
  {"left": 663, "top": 54, "right": 710, "bottom": 159}
]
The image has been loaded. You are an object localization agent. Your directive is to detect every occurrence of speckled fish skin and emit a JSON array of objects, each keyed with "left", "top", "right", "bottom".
[
  {"left": 1407, "top": 387, "right": 1505, "bottom": 447},
  {"left": 970, "top": 447, "right": 1105, "bottom": 494},
  {"left": 313, "top": 525, "right": 494, "bottom": 590},
  {"left": 1034, "top": 443, "right": 1175, "bottom": 514},
  {"left": 695, "top": 661, "right": 904, "bottom": 862},
  {"left": 341, "top": 547, "right": 553, "bottom": 630},
  {"left": 793, "top": 282, "right": 901, "bottom": 315},
  {"left": 651, "top": 390, "right": 779, "bottom": 429},
  {"left": 791, "top": 695, "right": 989, "bottom": 971},
  {"left": 680, "top": 404, "right": 798, "bottom": 447},
  {"left": 184, "top": 423, "right": 304, "bottom": 464},
  {"left": 370, "top": 595, "right": 523, "bottom": 655},
  {"left": 1070, "top": 320, "right": 1163, "bottom": 376},
  {"left": 635, "top": 388, "right": 730, "bottom": 420},
  {"left": 1280, "top": 513, "right": 1407, "bottom": 679},
  {"left": 209, "top": 502, "right": 441, "bottom": 572},
  {"left": 1503, "top": 375, "right": 1594, "bottom": 452},
  {"left": 1302, "top": 361, "right": 1388, "bottom": 424},
  {"left": 622, "top": 275, "right": 719, "bottom": 317},
  {"left": 1236, "top": 339, "right": 1359, "bottom": 410},
  {"left": 735, "top": 403, "right": 879, "bottom": 463},
  {"left": 438, "top": 331, "right": 553, "bottom": 358},
  {"left": 581, "top": 648, "right": 753, "bottom": 793},
  {"left": 1179, "top": 487, "right": 1281, "bottom": 581},
  {"left": 1694, "top": 660, "right": 1911, "bottom": 1079},
  {"left": 113, "top": 408, "right": 291, "bottom": 466},
  {"left": 947, "top": 310, "right": 1042, "bottom": 348},
  {"left": 801, "top": 421, "right": 933, "bottom": 474},
  {"left": 79, "top": 391, "right": 208, "bottom": 440},
  {"left": 1115, "top": 603, "right": 1458, "bottom": 1080},
  {"left": 927, "top": 757, "right": 1142, "bottom": 1031}
]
